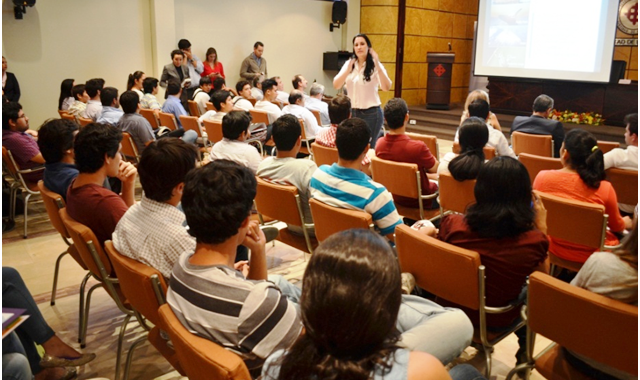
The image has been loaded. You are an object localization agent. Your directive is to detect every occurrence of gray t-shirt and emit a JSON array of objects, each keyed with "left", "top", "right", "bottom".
[
  {"left": 118, "top": 113, "right": 155, "bottom": 155},
  {"left": 571, "top": 251, "right": 638, "bottom": 303}
]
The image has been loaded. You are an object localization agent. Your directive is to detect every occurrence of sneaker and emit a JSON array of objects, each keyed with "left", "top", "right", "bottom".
[{"left": 401, "top": 272, "right": 416, "bottom": 295}]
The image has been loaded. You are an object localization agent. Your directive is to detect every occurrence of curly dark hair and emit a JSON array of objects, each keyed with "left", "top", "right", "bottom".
[
  {"left": 37, "top": 119, "right": 78, "bottom": 163},
  {"left": 73, "top": 123, "right": 122, "bottom": 174}
]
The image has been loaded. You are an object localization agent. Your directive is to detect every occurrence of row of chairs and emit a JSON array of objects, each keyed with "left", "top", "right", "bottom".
[{"left": 510, "top": 131, "right": 620, "bottom": 158}]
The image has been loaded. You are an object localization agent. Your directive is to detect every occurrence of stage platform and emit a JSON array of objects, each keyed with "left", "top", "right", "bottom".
[{"left": 407, "top": 104, "right": 627, "bottom": 146}]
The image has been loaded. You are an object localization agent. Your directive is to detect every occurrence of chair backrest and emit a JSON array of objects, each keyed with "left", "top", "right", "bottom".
[
  {"left": 78, "top": 117, "right": 93, "bottom": 127},
  {"left": 2, "top": 146, "right": 18, "bottom": 177},
  {"left": 255, "top": 177, "right": 303, "bottom": 227},
  {"left": 438, "top": 172, "right": 476, "bottom": 214},
  {"left": 528, "top": 271, "right": 638, "bottom": 376},
  {"left": 61, "top": 113, "right": 77, "bottom": 122},
  {"left": 2, "top": 146, "right": 43, "bottom": 189},
  {"left": 205, "top": 102, "right": 214, "bottom": 111},
  {"left": 309, "top": 198, "right": 374, "bottom": 242},
  {"left": 597, "top": 140, "right": 620, "bottom": 154},
  {"left": 249, "top": 109, "right": 270, "bottom": 125},
  {"left": 310, "top": 109, "right": 322, "bottom": 125},
  {"left": 395, "top": 224, "right": 481, "bottom": 310},
  {"left": 511, "top": 131, "right": 554, "bottom": 157},
  {"left": 58, "top": 110, "right": 68, "bottom": 117},
  {"left": 159, "top": 112, "right": 178, "bottom": 131},
  {"left": 271, "top": 100, "right": 283, "bottom": 109},
  {"left": 187, "top": 100, "right": 201, "bottom": 117},
  {"left": 518, "top": 153, "right": 563, "bottom": 184},
  {"left": 606, "top": 167, "right": 638, "bottom": 206},
  {"left": 120, "top": 132, "right": 140, "bottom": 164},
  {"left": 452, "top": 141, "right": 496, "bottom": 160},
  {"left": 202, "top": 120, "right": 223, "bottom": 144},
  {"left": 59, "top": 208, "right": 114, "bottom": 278},
  {"left": 248, "top": 98, "right": 257, "bottom": 106},
  {"left": 105, "top": 241, "right": 167, "bottom": 325},
  {"left": 311, "top": 142, "right": 339, "bottom": 167},
  {"left": 140, "top": 109, "right": 159, "bottom": 129},
  {"left": 37, "top": 181, "right": 70, "bottom": 239},
  {"left": 370, "top": 156, "right": 420, "bottom": 199},
  {"left": 537, "top": 191, "right": 606, "bottom": 251},
  {"left": 180, "top": 115, "right": 203, "bottom": 138},
  {"left": 406, "top": 132, "right": 440, "bottom": 159},
  {"left": 157, "top": 304, "right": 252, "bottom": 380}
]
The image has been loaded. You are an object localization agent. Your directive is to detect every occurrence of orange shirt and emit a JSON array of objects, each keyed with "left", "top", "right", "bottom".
[{"left": 533, "top": 170, "right": 625, "bottom": 263}]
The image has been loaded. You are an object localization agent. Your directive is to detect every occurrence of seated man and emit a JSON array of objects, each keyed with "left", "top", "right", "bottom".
[
  {"left": 273, "top": 76, "right": 289, "bottom": 104},
  {"left": 2, "top": 102, "right": 44, "bottom": 183},
  {"left": 310, "top": 118, "right": 402, "bottom": 240},
  {"left": 67, "top": 84, "right": 89, "bottom": 117},
  {"left": 291, "top": 74, "right": 308, "bottom": 97},
  {"left": 251, "top": 76, "right": 263, "bottom": 101},
  {"left": 37, "top": 119, "right": 78, "bottom": 199},
  {"left": 212, "top": 77, "right": 238, "bottom": 97},
  {"left": 510, "top": 94, "right": 564, "bottom": 157},
  {"left": 200, "top": 90, "right": 233, "bottom": 123},
  {"left": 96, "top": 87, "right": 124, "bottom": 126},
  {"left": 166, "top": 159, "right": 302, "bottom": 371},
  {"left": 140, "top": 77, "right": 162, "bottom": 118},
  {"left": 257, "top": 114, "right": 317, "bottom": 234},
  {"left": 376, "top": 97, "right": 439, "bottom": 209},
  {"left": 192, "top": 77, "right": 212, "bottom": 116},
  {"left": 161, "top": 80, "right": 188, "bottom": 129},
  {"left": 210, "top": 111, "right": 261, "bottom": 173},
  {"left": 282, "top": 90, "right": 324, "bottom": 140},
  {"left": 604, "top": 112, "right": 638, "bottom": 214},
  {"left": 458, "top": 99, "right": 515, "bottom": 158},
  {"left": 66, "top": 123, "right": 137, "bottom": 247},
  {"left": 84, "top": 78, "right": 105, "bottom": 122},
  {"left": 232, "top": 80, "right": 254, "bottom": 111},
  {"left": 113, "top": 138, "right": 198, "bottom": 279},
  {"left": 254, "top": 78, "right": 281, "bottom": 124},
  {"left": 305, "top": 83, "right": 330, "bottom": 126}
]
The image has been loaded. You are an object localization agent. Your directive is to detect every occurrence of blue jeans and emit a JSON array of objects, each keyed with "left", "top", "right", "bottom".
[
  {"left": 352, "top": 106, "right": 383, "bottom": 149},
  {"left": 396, "top": 295, "right": 473, "bottom": 365},
  {"left": 3, "top": 333, "right": 32, "bottom": 380},
  {"left": 181, "top": 129, "right": 198, "bottom": 145},
  {"left": 449, "top": 364, "right": 487, "bottom": 380}
]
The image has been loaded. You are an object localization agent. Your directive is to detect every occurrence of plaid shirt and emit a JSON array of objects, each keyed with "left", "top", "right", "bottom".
[{"left": 315, "top": 124, "right": 371, "bottom": 165}]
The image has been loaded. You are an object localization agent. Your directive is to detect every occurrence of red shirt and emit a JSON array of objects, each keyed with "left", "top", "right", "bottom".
[
  {"left": 66, "top": 181, "right": 129, "bottom": 248},
  {"left": 201, "top": 61, "right": 225, "bottom": 79},
  {"left": 375, "top": 134, "right": 438, "bottom": 207},
  {"left": 438, "top": 214, "right": 548, "bottom": 327}
]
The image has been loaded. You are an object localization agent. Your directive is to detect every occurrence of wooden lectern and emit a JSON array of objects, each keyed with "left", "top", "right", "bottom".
[{"left": 426, "top": 53, "right": 455, "bottom": 110}]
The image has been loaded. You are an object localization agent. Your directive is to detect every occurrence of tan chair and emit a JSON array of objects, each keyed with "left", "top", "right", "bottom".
[
  {"left": 205, "top": 101, "right": 214, "bottom": 111},
  {"left": 254, "top": 177, "right": 317, "bottom": 254},
  {"left": 310, "top": 109, "right": 322, "bottom": 125},
  {"left": 158, "top": 112, "right": 178, "bottom": 131},
  {"left": 406, "top": 132, "right": 440, "bottom": 159},
  {"left": 370, "top": 156, "right": 439, "bottom": 221},
  {"left": 120, "top": 132, "right": 141, "bottom": 165},
  {"left": 506, "top": 272, "right": 638, "bottom": 380},
  {"left": 606, "top": 167, "right": 638, "bottom": 206},
  {"left": 297, "top": 118, "right": 312, "bottom": 156},
  {"left": 78, "top": 117, "right": 93, "bottom": 127},
  {"left": 518, "top": 153, "right": 563, "bottom": 184},
  {"left": 157, "top": 304, "right": 251, "bottom": 380},
  {"left": 2, "top": 146, "right": 44, "bottom": 238},
  {"left": 140, "top": 109, "right": 160, "bottom": 129},
  {"left": 511, "top": 131, "right": 554, "bottom": 157},
  {"left": 438, "top": 172, "right": 476, "bottom": 217},
  {"left": 61, "top": 113, "right": 77, "bottom": 123},
  {"left": 202, "top": 119, "right": 223, "bottom": 145},
  {"left": 248, "top": 98, "right": 257, "bottom": 106},
  {"left": 180, "top": 115, "right": 207, "bottom": 148},
  {"left": 597, "top": 140, "right": 620, "bottom": 154},
  {"left": 309, "top": 198, "right": 375, "bottom": 242},
  {"left": 187, "top": 100, "right": 201, "bottom": 117},
  {"left": 105, "top": 241, "right": 185, "bottom": 379},
  {"left": 452, "top": 141, "right": 496, "bottom": 160},
  {"left": 311, "top": 142, "right": 338, "bottom": 167},
  {"left": 249, "top": 109, "right": 270, "bottom": 125},
  {"left": 395, "top": 224, "right": 525, "bottom": 377},
  {"left": 57, "top": 110, "right": 68, "bottom": 117}
]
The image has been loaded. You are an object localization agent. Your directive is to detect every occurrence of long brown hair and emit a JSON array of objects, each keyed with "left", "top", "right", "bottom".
[
  {"left": 206, "top": 47, "right": 218, "bottom": 66},
  {"left": 273, "top": 229, "right": 402, "bottom": 380}
]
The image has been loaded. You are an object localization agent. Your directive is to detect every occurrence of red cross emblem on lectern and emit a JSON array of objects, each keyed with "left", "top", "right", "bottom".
[{"left": 434, "top": 64, "right": 446, "bottom": 77}]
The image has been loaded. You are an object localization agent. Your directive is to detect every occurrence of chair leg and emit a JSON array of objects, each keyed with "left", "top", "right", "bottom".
[
  {"left": 77, "top": 273, "right": 91, "bottom": 343},
  {"left": 22, "top": 193, "right": 31, "bottom": 238},
  {"left": 50, "top": 251, "right": 69, "bottom": 305},
  {"left": 80, "top": 282, "right": 101, "bottom": 348},
  {"left": 115, "top": 314, "right": 133, "bottom": 380},
  {"left": 122, "top": 335, "right": 147, "bottom": 380},
  {"left": 506, "top": 363, "right": 534, "bottom": 380},
  {"left": 10, "top": 186, "right": 17, "bottom": 222},
  {"left": 483, "top": 344, "right": 493, "bottom": 378}
]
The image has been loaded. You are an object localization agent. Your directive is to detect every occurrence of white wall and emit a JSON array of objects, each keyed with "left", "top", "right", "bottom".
[{"left": 2, "top": 0, "right": 360, "bottom": 128}]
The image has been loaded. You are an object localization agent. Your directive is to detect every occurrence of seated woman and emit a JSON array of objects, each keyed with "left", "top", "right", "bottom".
[
  {"left": 438, "top": 117, "right": 488, "bottom": 180},
  {"left": 533, "top": 128, "right": 632, "bottom": 264},
  {"left": 460, "top": 90, "right": 501, "bottom": 131},
  {"left": 58, "top": 79, "right": 74, "bottom": 111},
  {"left": 437, "top": 157, "right": 549, "bottom": 361},
  {"left": 262, "top": 229, "right": 476, "bottom": 380},
  {"left": 126, "top": 70, "right": 146, "bottom": 100}
]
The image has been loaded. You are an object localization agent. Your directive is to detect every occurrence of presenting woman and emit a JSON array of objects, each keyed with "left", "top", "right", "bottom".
[
  {"left": 333, "top": 34, "right": 391, "bottom": 148},
  {"left": 201, "top": 47, "right": 225, "bottom": 79}
]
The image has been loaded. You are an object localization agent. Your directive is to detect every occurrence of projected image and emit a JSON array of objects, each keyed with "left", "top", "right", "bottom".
[{"left": 484, "top": 1, "right": 530, "bottom": 67}]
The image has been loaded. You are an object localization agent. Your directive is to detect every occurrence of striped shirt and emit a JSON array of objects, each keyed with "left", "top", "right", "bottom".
[
  {"left": 166, "top": 253, "right": 302, "bottom": 369},
  {"left": 310, "top": 164, "right": 402, "bottom": 236}
]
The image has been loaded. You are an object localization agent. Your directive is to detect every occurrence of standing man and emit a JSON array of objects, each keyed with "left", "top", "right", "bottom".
[
  {"left": 510, "top": 94, "right": 564, "bottom": 157},
  {"left": 178, "top": 39, "right": 204, "bottom": 102},
  {"left": 2, "top": 57, "right": 20, "bottom": 102},
  {"left": 240, "top": 42, "right": 267, "bottom": 80}
]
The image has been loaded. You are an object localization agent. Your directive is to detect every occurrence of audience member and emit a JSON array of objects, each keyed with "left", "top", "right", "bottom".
[
  {"left": 210, "top": 111, "right": 262, "bottom": 173},
  {"left": 458, "top": 99, "right": 515, "bottom": 158},
  {"left": 305, "top": 83, "right": 330, "bottom": 125},
  {"left": 255, "top": 78, "right": 282, "bottom": 124},
  {"left": 438, "top": 117, "right": 488, "bottom": 180},
  {"left": 251, "top": 76, "right": 264, "bottom": 101},
  {"left": 166, "top": 159, "right": 302, "bottom": 371},
  {"left": 178, "top": 39, "right": 204, "bottom": 100},
  {"left": 273, "top": 76, "right": 289, "bottom": 104},
  {"left": 240, "top": 41, "right": 267, "bottom": 80},
  {"left": 67, "top": 84, "right": 89, "bottom": 117},
  {"left": 438, "top": 157, "right": 548, "bottom": 363},
  {"left": 161, "top": 80, "right": 188, "bottom": 129},
  {"left": 2, "top": 102, "right": 44, "bottom": 183},
  {"left": 2, "top": 56, "right": 20, "bottom": 102},
  {"left": 84, "top": 78, "right": 104, "bottom": 121},
  {"left": 117, "top": 91, "right": 156, "bottom": 154},
  {"left": 282, "top": 90, "right": 324, "bottom": 139},
  {"left": 97, "top": 87, "right": 124, "bottom": 126},
  {"left": 291, "top": 74, "right": 308, "bottom": 95},
  {"left": 315, "top": 94, "right": 350, "bottom": 147},
  {"left": 126, "top": 71, "right": 146, "bottom": 100},
  {"left": 376, "top": 98, "right": 439, "bottom": 208},
  {"left": 460, "top": 90, "right": 501, "bottom": 131},
  {"left": 262, "top": 229, "right": 473, "bottom": 379},
  {"left": 257, "top": 114, "right": 318, "bottom": 234},
  {"left": 200, "top": 90, "right": 233, "bottom": 123},
  {"left": 37, "top": 119, "right": 78, "bottom": 199},
  {"left": 232, "top": 80, "right": 255, "bottom": 111},
  {"left": 192, "top": 77, "right": 212, "bottom": 115},
  {"left": 202, "top": 47, "right": 225, "bottom": 79},
  {"left": 140, "top": 77, "right": 162, "bottom": 118},
  {"left": 58, "top": 79, "right": 75, "bottom": 111},
  {"left": 113, "top": 138, "right": 198, "bottom": 279},
  {"left": 605, "top": 113, "right": 638, "bottom": 214},
  {"left": 310, "top": 118, "right": 402, "bottom": 240},
  {"left": 533, "top": 128, "right": 632, "bottom": 263},
  {"left": 212, "top": 77, "right": 238, "bottom": 97},
  {"left": 66, "top": 123, "right": 137, "bottom": 247},
  {"left": 510, "top": 94, "right": 565, "bottom": 157}
]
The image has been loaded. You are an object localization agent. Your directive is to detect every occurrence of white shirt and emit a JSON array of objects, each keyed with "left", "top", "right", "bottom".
[
  {"left": 336, "top": 60, "right": 389, "bottom": 109},
  {"left": 454, "top": 123, "right": 516, "bottom": 158},
  {"left": 276, "top": 91, "right": 289, "bottom": 104},
  {"left": 437, "top": 152, "right": 457, "bottom": 176},
  {"left": 84, "top": 100, "right": 103, "bottom": 121},
  {"left": 255, "top": 100, "right": 283, "bottom": 124},
  {"left": 193, "top": 88, "right": 210, "bottom": 116},
  {"left": 305, "top": 97, "right": 330, "bottom": 126},
  {"left": 133, "top": 89, "right": 144, "bottom": 102},
  {"left": 282, "top": 104, "right": 324, "bottom": 140},
  {"left": 198, "top": 110, "right": 217, "bottom": 124},
  {"left": 604, "top": 145, "right": 638, "bottom": 171},
  {"left": 232, "top": 96, "right": 254, "bottom": 112},
  {"left": 251, "top": 87, "right": 263, "bottom": 101},
  {"left": 210, "top": 138, "right": 262, "bottom": 174}
]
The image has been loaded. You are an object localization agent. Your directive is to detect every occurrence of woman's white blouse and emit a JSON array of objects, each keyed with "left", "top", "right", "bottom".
[{"left": 336, "top": 60, "right": 390, "bottom": 109}]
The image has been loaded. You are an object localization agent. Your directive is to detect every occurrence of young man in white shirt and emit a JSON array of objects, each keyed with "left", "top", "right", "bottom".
[
  {"left": 232, "top": 80, "right": 254, "bottom": 112},
  {"left": 254, "top": 78, "right": 282, "bottom": 124},
  {"left": 305, "top": 83, "right": 330, "bottom": 126},
  {"left": 192, "top": 77, "right": 212, "bottom": 116},
  {"left": 273, "top": 76, "right": 289, "bottom": 104},
  {"left": 604, "top": 113, "right": 638, "bottom": 171},
  {"left": 84, "top": 78, "right": 104, "bottom": 121},
  {"left": 456, "top": 99, "right": 515, "bottom": 158},
  {"left": 282, "top": 90, "right": 324, "bottom": 140},
  {"left": 199, "top": 90, "right": 233, "bottom": 123},
  {"left": 209, "top": 111, "right": 262, "bottom": 173}
]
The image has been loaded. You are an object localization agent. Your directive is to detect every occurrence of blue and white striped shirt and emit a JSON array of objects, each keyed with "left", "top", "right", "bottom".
[{"left": 310, "top": 164, "right": 402, "bottom": 236}]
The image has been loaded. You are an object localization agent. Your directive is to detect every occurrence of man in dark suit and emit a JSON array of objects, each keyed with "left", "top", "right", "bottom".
[
  {"left": 160, "top": 49, "right": 190, "bottom": 108},
  {"left": 2, "top": 57, "right": 20, "bottom": 102},
  {"left": 510, "top": 94, "right": 564, "bottom": 157}
]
